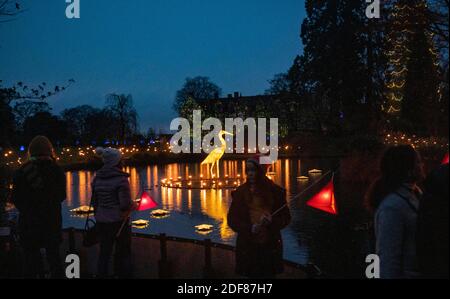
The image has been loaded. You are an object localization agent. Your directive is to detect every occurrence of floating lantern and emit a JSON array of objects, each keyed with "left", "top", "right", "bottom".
[
  {"left": 151, "top": 209, "right": 170, "bottom": 219},
  {"left": 136, "top": 191, "right": 158, "bottom": 211},
  {"left": 297, "top": 176, "right": 309, "bottom": 181},
  {"left": 195, "top": 224, "right": 214, "bottom": 234},
  {"left": 306, "top": 177, "right": 338, "bottom": 215},
  {"left": 308, "top": 169, "right": 323, "bottom": 175},
  {"left": 442, "top": 153, "right": 449, "bottom": 165},
  {"left": 267, "top": 171, "right": 276, "bottom": 176},
  {"left": 70, "top": 206, "right": 94, "bottom": 215},
  {"left": 132, "top": 219, "right": 149, "bottom": 229}
]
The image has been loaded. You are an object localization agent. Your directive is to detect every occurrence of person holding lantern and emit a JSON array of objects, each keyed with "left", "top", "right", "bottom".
[
  {"left": 92, "top": 147, "right": 135, "bottom": 278},
  {"left": 11, "top": 136, "right": 66, "bottom": 279},
  {"left": 227, "top": 156, "right": 291, "bottom": 278}
]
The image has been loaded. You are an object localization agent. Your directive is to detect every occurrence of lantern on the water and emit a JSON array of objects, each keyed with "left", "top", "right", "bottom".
[
  {"left": 308, "top": 169, "right": 323, "bottom": 175},
  {"left": 195, "top": 224, "right": 214, "bottom": 234},
  {"left": 136, "top": 191, "right": 158, "bottom": 211},
  {"left": 306, "top": 177, "right": 338, "bottom": 215},
  {"left": 70, "top": 205, "right": 94, "bottom": 215},
  {"left": 132, "top": 219, "right": 149, "bottom": 229},
  {"left": 151, "top": 209, "right": 170, "bottom": 219},
  {"left": 297, "top": 176, "right": 309, "bottom": 181},
  {"left": 442, "top": 152, "right": 449, "bottom": 165}
]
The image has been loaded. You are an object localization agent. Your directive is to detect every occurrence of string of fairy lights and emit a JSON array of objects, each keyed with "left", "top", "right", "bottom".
[
  {"left": 383, "top": 132, "right": 449, "bottom": 150},
  {"left": 0, "top": 143, "right": 297, "bottom": 169},
  {"left": 384, "top": 0, "right": 442, "bottom": 115}
]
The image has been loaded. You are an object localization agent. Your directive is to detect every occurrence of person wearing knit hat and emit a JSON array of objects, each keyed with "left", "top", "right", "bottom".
[
  {"left": 92, "top": 147, "right": 134, "bottom": 278},
  {"left": 11, "top": 135, "right": 66, "bottom": 278},
  {"left": 95, "top": 147, "right": 122, "bottom": 168},
  {"left": 227, "top": 155, "right": 291, "bottom": 278},
  {"left": 28, "top": 135, "right": 55, "bottom": 160}
]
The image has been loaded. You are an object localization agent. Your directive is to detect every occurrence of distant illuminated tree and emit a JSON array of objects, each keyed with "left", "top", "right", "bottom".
[
  {"left": 384, "top": 0, "right": 416, "bottom": 115},
  {"left": 384, "top": 0, "right": 441, "bottom": 135},
  {"left": 173, "top": 76, "right": 222, "bottom": 118}
]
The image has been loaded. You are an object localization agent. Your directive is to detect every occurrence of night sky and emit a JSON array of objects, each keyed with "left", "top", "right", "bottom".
[{"left": 0, "top": 0, "right": 305, "bottom": 132}]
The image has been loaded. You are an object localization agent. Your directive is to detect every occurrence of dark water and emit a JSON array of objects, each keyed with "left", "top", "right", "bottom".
[{"left": 63, "top": 158, "right": 337, "bottom": 265}]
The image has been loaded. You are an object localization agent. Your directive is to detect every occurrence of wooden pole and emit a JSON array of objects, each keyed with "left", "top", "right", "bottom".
[
  {"left": 158, "top": 233, "right": 171, "bottom": 278},
  {"left": 203, "top": 239, "right": 213, "bottom": 278}
]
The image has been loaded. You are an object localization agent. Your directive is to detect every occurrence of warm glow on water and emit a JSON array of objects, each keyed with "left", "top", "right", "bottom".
[{"left": 63, "top": 158, "right": 336, "bottom": 264}]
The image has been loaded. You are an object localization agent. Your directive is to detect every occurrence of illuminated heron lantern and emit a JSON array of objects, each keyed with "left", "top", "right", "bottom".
[{"left": 201, "top": 130, "right": 233, "bottom": 178}]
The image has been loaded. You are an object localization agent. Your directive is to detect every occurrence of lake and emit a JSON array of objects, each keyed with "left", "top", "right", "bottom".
[{"left": 63, "top": 158, "right": 338, "bottom": 265}]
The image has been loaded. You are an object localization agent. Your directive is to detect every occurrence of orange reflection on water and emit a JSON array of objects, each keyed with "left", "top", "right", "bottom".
[
  {"left": 66, "top": 172, "right": 73, "bottom": 206},
  {"left": 284, "top": 159, "right": 291, "bottom": 192},
  {"left": 200, "top": 189, "right": 234, "bottom": 241},
  {"left": 78, "top": 171, "right": 88, "bottom": 206}
]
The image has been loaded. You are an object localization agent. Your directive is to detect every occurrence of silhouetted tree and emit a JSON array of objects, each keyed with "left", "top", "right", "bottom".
[
  {"left": 173, "top": 76, "right": 222, "bottom": 118},
  {"left": 0, "top": 0, "right": 23, "bottom": 23},
  {"left": 265, "top": 73, "right": 291, "bottom": 96},
  {"left": 403, "top": 11, "right": 441, "bottom": 135},
  {"left": 84, "top": 109, "right": 118, "bottom": 144},
  {"left": 0, "top": 99, "right": 15, "bottom": 147},
  {"left": 61, "top": 105, "right": 100, "bottom": 144},
  {"left": 105, "top": 94, "right": 138, "bottom": 143},
  {"left": 22, "top": 112, "right": 67, "bottom": 145},
  {"left": 293, "top": 0, "right": 368, "bottom": 134},
  {"left": 13, "top": 100, "right": 50, "bottom": 129},
  {"left": 0, "top": 80, "right": 74, "bottom": 146},
  {"left": 427, "top": 0, "right": 449, "bottom": 51},
  {"left": 146, "top": 127, "right": 156, "bottom": 140}
]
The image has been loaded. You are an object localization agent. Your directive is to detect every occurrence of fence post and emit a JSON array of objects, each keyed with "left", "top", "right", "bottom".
[
  {"left": 158, "top": 233, "right": 171, "bottom": 278},
  {"left": 203, "top": 239, "right": 214, "bottom": 278}
]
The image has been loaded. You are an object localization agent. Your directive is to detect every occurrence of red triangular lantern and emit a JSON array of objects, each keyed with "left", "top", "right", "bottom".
[
  {"left": 306, "top": 177, "right": 338, "bottom": 215},
  {"left": 442, "top": 152, "right": 449, "bottom": 165},
  {"left": 136, "top": 191, "right": 158, "bottom": 211}
]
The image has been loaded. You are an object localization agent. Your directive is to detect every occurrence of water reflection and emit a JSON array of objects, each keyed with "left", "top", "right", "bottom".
[{"left": 63, "top": 158, "right": 337, "bottom": 264}]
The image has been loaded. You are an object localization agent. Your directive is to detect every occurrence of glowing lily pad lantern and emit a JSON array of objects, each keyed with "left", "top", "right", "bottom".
[
  {"left": 308, "top": 169, "right": 323, "bottom": 175},
  {"left": 297, "top": 176, "right": 309, "bottom": 181},
  {"left": 70, "top": 206, "right": 94, "bottom": 215},
  {"left": 195, "top": 224, "right": 214, "bottom": 234},
  {"left": 306, "top": 178, "right": 338, "bottom": 215},
  {"left": 151, "top": 209, "right": 170, "bottom": 219},
  {"left": 132, "top": 219, "right": 149, "bottom": 229}
]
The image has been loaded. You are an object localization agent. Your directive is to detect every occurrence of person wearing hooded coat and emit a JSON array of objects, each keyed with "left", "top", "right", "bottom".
[
  {"left": 11, "top": 136, "right": 66, "bottom": 278},
  {"left": 92, "top": 147, "right": 134, "bottom": 278},
  {"left": 227, "top": 157, "right": 291, "bottom": 278},
  {"left": 416, "top": 163, "right": 449, "bottom": 279}
]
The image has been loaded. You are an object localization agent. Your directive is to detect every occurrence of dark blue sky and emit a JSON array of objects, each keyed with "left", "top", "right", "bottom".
[{"left": 0, "top": 0, "right": 305, "bottom": 132}]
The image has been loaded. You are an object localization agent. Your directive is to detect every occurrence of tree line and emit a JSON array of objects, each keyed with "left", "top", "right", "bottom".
[
  {"left": 0, "top": 82, "right": 144, "bottom": 147},
  {"left": 271, "top": 0, "right": 449, "bottom": 137},
  {"left": 173, "top": 0, "right": 449, "bottom": 138}
]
